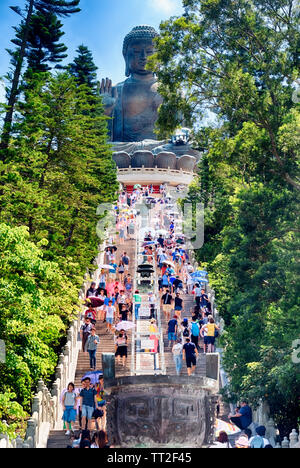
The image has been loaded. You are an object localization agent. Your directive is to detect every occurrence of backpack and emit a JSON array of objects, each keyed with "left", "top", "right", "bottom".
[
  {"left": 183, "top": 327, "right": 189, "bottom": 337},
  {"left": 191, "top": 322, "right": 200, "bottom": 337},
  {"left": 122, "top": 256, "right": 129, "bottom": 265},
  {"left": 250, "top": 435, "right": 264, "bottom": 449}
]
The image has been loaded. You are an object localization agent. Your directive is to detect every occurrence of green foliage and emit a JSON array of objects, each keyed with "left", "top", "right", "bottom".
[
  {"left": 0, "top": 391, "right": 28, "bottom": 439},
  {"left": 151, "top": 0, "right": 300, "bottom": 189},
  {"left": 0, "top": 223, "right": 79, "bottom": 410},
  {"left": 12, "top": 10, "right": 68, "bottom": 73},
  {"left": 154, "top": 0, "right": 300, "bottom": 433},
  {"left": 69, "top": 44, "right": 98, "bottom": 91},
  {"left": 1, "top": 71, "right": 118, "bottom": 279}
]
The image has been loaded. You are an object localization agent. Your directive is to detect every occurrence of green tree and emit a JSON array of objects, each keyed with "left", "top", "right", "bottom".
[
  {"left": 0, "top": 223, "right": 78, "bottom": 409},
  {"left": 0, "top": 71, "right": 118, "bottom": 280},
  {"left": 69, "top": 44, "right": 98, "bottom": 91},
  {"left": 12, "top": 10, "right": 68, "bottom": 73},
  {"left": 152, "top": 0, "right": 300, "bottom": 433},
  {"left": 0, "top": 0, "right": 80, "bottom": 155},
  {"left": 150, "top": 0, "right": 300, "bottom": 190}
]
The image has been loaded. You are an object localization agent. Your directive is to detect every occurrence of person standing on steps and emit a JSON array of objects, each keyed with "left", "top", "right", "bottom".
[
  {"left": 104, "top": 300, "right": 116, "bottom": 333},
  {"left": 161, "top": 288, "right": 173, "bottom": 321},
  {"left": 190, "top": 316, "right": 201, "bottom": 352},
  {"left": 80, "top": 318, "right": 93, "bottom": 353},
  {"left": 94, "top": 376, "right": 107, "bottom": 432},
  {"left": 115, "top": 331, "right": 128, "bottom": 367},
  {"left": 167, "top": 315, "right": 178, "bottom": 348},
  {"left": 79, "top": 378, "right": 97, "bottom": 432},
  {"left": 174, "top": 292, "right": 184, "bottom": 320},
  {"left": 86, "top": 327, "right": 100, "bottom": 370},
  {"left": 202, "top": 317, "right": 220, "bottom": 353},
  {"left": 172, "top": 338, "right": 183, "bottom": 376},
  {"left": 122, "top": 252, "right": 130, "bottom": 272},
  {"left": 182, "top": 337, "right": 199, "bottom": 376},
  {"left": 62, "top": 383, "right": 77, "bottom": 436}
]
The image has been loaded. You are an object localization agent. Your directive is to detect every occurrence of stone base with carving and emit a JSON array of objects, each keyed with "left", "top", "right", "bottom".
[{"left": 105, "top": 375, "right": 219, "bottom": 448}]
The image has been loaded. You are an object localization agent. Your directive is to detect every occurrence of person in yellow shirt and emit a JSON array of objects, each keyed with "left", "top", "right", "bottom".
[{"left": 203, "top": 317, "right": 220, "bottom": 353}]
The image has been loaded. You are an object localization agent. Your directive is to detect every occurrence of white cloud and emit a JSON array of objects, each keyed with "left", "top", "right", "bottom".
[{"left": 147, "top": 0, "right": 182, "bottom": 15}]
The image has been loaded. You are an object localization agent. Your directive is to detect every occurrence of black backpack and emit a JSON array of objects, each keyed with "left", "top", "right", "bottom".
[{"left": 183, "top": 327, "right": 189, "bottom": 337}]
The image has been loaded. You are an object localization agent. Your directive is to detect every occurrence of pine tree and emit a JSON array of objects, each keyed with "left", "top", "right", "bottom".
[
  {"left": 0, "top": 71, "right": 118, "bottom": 278},
  {"left": 69, "top": 45, "right": 98, "bottom": 91},
  {"left": 0, "top": 0, "right": 80, "bottom": 155},
  {"left": 12, "top": 11, "right": 68, "bottom": 73}
]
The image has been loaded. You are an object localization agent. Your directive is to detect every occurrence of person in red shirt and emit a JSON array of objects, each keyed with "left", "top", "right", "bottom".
[{"left": 84, "top": 305, "right": 97, "bottom": 325}]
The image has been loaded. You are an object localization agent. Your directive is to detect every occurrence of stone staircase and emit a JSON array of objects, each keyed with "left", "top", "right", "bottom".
[
  {"left": 47, "top": 238, "right": 136, "bottom": 449},
  {"left": 161, "top": 289, "right": 207, "bottom": 377}
]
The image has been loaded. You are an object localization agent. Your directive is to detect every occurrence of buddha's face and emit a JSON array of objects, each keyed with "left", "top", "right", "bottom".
[{"left": 126, "top": 39, "right": 155, "bottom": 76}]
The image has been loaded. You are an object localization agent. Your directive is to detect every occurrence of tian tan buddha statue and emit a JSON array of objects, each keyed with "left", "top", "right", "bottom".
[
  {"left": 99, "top": 25, "right": 200, "bottom": 170},
  {"left": 99, "top": 25, "right": 163, "bottom": 144}
]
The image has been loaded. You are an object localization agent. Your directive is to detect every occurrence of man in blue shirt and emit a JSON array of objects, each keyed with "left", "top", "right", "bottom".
[
  {"left": 167, "top": 315, "right": 178, "bottom": 348},
  {"left": 229, "top": 401, "right": 253, "bottom": 431},
  {"left": 79, "top": 377, "right": 97, "bottom": 431},
  {"left": 182, "top": 338, "right": 199, "bottom": 376}
]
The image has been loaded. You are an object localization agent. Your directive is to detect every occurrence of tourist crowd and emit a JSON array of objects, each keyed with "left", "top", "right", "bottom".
[{"left": 62, "top": 184, "right": 270, "bottom": 448}]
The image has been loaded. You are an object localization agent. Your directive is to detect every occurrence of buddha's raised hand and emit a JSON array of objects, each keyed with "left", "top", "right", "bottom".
[{"left": 99, "top": 78, "right": 118, "bottom": 115}]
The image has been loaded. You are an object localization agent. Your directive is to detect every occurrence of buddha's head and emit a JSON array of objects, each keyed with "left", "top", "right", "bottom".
[{"left": 123, "top": 25, "right": 158, "bottom": 77}]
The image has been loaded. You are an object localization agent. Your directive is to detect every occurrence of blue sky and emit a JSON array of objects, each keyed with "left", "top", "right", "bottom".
[{"left": 0, "top": 0, "right": 183, "bottom": 100}]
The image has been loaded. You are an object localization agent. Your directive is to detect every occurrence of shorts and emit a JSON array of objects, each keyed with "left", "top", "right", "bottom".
[
  {"left": 204, "top": 336, "right": 209, "bottom": 345},
  {"left": 115, "top": 347, "right": 127, "bottom": 358},
  {"left": 207, "top": 336, "right": 216, "bottom": 345},
  {"left": 97, "top": 400, "right": 106, "bottom": 408},
  {"left": 163, "top": 304, "right": 172, "bottom": 314},
  {"left": 63, "top": 406, "right": 77, "bottom": 423},
  {"left": 106, "top": 317, "right": 114, "bottom": 325},
  {"left": 168, "top": 332, "right": 177, "bottom": 341},
  {"left": 81, "top": 405, "right": 94, "bottom": 420},
  {"left": 186, "top": 355, "right": 197, "bottom": 368}
]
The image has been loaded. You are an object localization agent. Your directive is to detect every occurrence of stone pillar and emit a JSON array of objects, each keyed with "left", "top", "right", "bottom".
[
  {"left": 102, "top": 353, "right": 115, "bottom": 381},
  {"left": 289, "top": 429, "right": 299, "bottom": 448},
  {"left": 282, "top": 437, "right": 290, "bottom": 448},
  {"left": 205, "top": 353, "right": 220, "bottom": 382}
]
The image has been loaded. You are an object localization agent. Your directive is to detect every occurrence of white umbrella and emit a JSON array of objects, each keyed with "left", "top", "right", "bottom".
[
  {"left": 116, "top": 321, "right": 135, "bottom": 331},
  {"left": 163, "top": 260, "right": 176, "bottom": 269},
  {"left": 99, "top": 264, "right": 115, "bottom": 270}
]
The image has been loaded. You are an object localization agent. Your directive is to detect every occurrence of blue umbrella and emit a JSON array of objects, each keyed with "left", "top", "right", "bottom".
[
  {"left": 194, "top": 278, "right": 208, "bottom": 284},
  {"left": 82, "top": 370, "right": 103, "bottom": 386},
  {"left": 191, "top": 271, "right": 207, "bottom": 278}
]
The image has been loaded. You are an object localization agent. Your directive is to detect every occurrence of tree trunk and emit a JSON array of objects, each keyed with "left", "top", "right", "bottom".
[{"left": 0, "top": 0, "right": 35, "bottom": 159}]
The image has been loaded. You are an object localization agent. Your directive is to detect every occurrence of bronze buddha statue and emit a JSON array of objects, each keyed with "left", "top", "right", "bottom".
[{"left": 99, "top": 25, "right": 163, "bottom": 143}]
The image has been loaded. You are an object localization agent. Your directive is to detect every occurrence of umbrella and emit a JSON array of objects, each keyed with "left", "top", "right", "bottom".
[
  {"left": 163, "top": 260, "right": 176, "bottom": 268},
  {"left": 99, "top": 264, "right": 115, "bottom": 271},
  {"left": 105, "top": 245, "right": 117, "bottom": 252},
  {"left": 87, "top": 296, "right": 105, "bottom": 308},
  {"left": 116, "top": 321, "right": 135, "bottom": 331},
  {"left": 215, "top": 419, "right": 240, "bottom": 437},
  {"left": 191, "top": 271, "right": 207, "bottom": 277},
  {"left": 193, "top": 278, "right": 208, "bottom": 284},
  {"left": 142, "top": 241, "right": 156, "bottom": 246},
  {"left": 82, "top": 370, "right": 103, "bottom": 386},
  {"left": 134, "top": 184, "right": 142, "bottom": 189}
]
